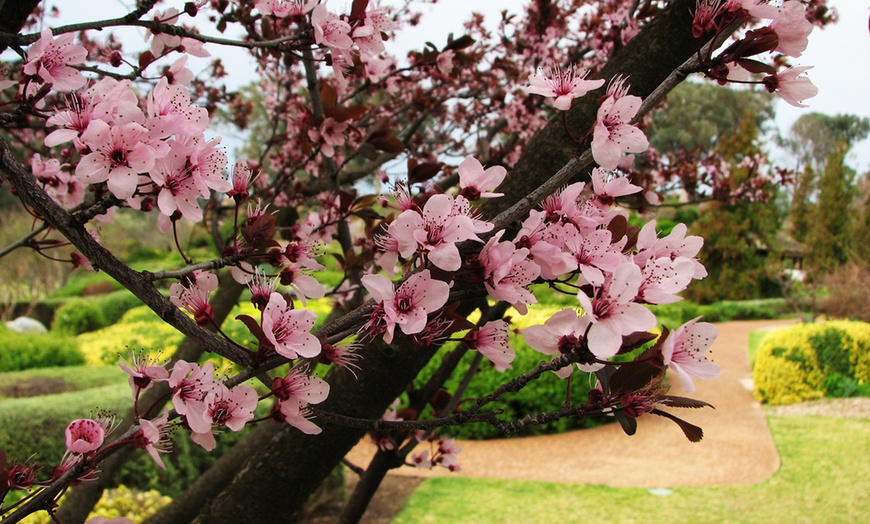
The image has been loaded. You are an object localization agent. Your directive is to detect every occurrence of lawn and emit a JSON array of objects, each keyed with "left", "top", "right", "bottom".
[{"left": 393, "top": 415, "right": 870, "bottom": 524}]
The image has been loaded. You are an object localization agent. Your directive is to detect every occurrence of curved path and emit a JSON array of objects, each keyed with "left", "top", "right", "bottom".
[{"left": 346, "top": 318, "right": 798, "bottom": 488}]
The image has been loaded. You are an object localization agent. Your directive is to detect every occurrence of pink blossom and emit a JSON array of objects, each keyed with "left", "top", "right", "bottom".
[
  {"left": 185, "top": 136, "right": 231, "bottom": 194},
  {"left": 169, "top": 360, "right": 219, "bottom": 416},
  {"left": 592, "top": 92, "right": 649, "bottom": 171},
  {"left": 576, "top": 263, "right": 657, "bottom": 358},
  {"left": 361, "top": 270, "right": 450, "bottom": 343},
  {"left": 311, "top": 4, "right": 353, "bottom": 50},
  {"left": 21, "top": 29, "right": 87, "bottom": 97},
  {"left": 271, "top": 367, "right": 330, "bottom": 434},
  {"left": 262, "top": 292, "right": 321, "bottom": 359},
  {"left": 188, "top": 384, "right": 258, "bottom": 451},
  {"left": 661, "top": 317, "right": 719, "bottom": 392},
  {"left": 526, "top": 62, "right": 605, "bottom": 111},
  {"left": 515, "top": 211, "right": 576, "bottom": 280},
  {"left": 634, "top": 221, "right": 707, "bottom": 280},
  {"left": 150, "top": 141, "right": 204, "bottom": 223},
  {"left": 436, "top": 49, "right": 455, "bottom": 75},
  {"left": 465, "top": 320, "right": 515, "bottom": 372},
  {"left": 65, "top": 419, "right": 106, "bottom": 455},
  {"left": 248, "top": 269, "right": 277, "bottom": 310},
  {"left": 165, "top": 54, "right": 194, "bottom": 85},
  {"left": 770, "top": 0, "right": 812, "bottom": 58},
  {"left": 523, "top": 307, "right": 595, "bottom": 377},
  {"left": 308, "top": 117, "right": 348, "bottom": 158},
  {"left": 458, "top": 155, "right": 507, "bottom": 200},
  {"left": 118, "top": 352, "right": 169, "bottom": 397},
  {"left": 77, "top": 120, "right": 163, "bottom": 200},
  {"left": 228, "top": 158, "right": 255, "bottom": 202},
  {"left": 764, "top": 66, "right": 818, "bottom": 108},
  {"left": 273, "top": 398, "right": 323, "bottom": 435},
  {"left": 391, "top": 194, "right": 479, "bottom": 271},
  {"left": 354, "top": 7, "right": 394, "bottom": 57},
  {"left": 255, "top": 0, "right": 317, "bottom": 17},
  {"left": 411, "top": 449, "right": 432, "bottom": 469},
  {"left": 636, "top": 256, "right": 696, "bottom": 304},
  {"left": 479, "top": 231, "right": 541, "bottom": 315},
  {"left": 278, "top": 265, "right": 325, "bottom": 305},
  {"left": 147, "top": 77, "right": 209, "bottom": 138},
  {"left": 170, "top": 275, "right": 214, "bottom": 326},
  {"left": 564, "top": 227, "right": 626, "bottom": 287},
  {"left": 134, "top": 412, "right": 171, "bottom": 469},
  {"left": 591, "top": 167, "right": 642, "bottom": 206},
  {"left": 540, "top": 182, "right": 585, "bottom": 225}
]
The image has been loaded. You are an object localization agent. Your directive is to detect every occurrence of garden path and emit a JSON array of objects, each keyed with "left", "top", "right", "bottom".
[{"left": 345, "top": 318, "right": 799, "bottom": 489}]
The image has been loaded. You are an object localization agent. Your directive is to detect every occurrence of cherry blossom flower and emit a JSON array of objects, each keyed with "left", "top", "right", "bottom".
[
  {"left": 278, "top": 265, "right": 326, "bottom": 305},
  {"left": 763, "top": 66, "right": 818, "bottom": 108},
  {"left": 361, "top": 270, "right": 450, "bottom": 343},
  {"left": 271, "top": 367, "right": 330, "bottom": 434},
  {"left": 634, "top": 221, "right": 707, "bottom": 280},
  {"left": 65, "top": 419, "right": 106, "bottom": 455},
  {"left": 563, "top": 227, "right": 626, "bottom": 287},
  {"left": 311, "top": 4, "right": 353, "bottom": 50},
  {"left": 77, "top": 120, "right": 165, "bottom": 200},
  {"left": 308, "top": 117, "right": 348, "bottom": 158},
  {"left": 255, "top": 0, "right": 317, "bottom": 17},
  {"left": 118, "top": 352, "right": 169, "bottom": 397},
  {"left": 319, "top": 343, "right": 362, "bottom": 375},
  {"left": 248, "top": 269, "right": 277, "bottom": 310},
  {"left": 354, "top": 7, "right": 394, "bottom": 56},
  {"left": 21, "top": 29, "right": 87, "bottom": 98},
  {"left": 228, "top": 158, "right": 255, "bottom": 202},
  {"left": 411, "top": 449, "right": 432, "bottom": 469},
  {"left": 465, "top": 320, "right": 515, "bottom": 372},
  {"left": 661, "top": 317, "right": 719, "bottom": 392},
  {"left": 188, "top": 384, "right": 258, "bottom": 451},
  {"left": 592, "top": 90, "right": 649, "bottom": 171},
  {"left": 590, "top": 168, "right": 642, "bottom": 207},
  {"left": 436, "top": 49, "right": 455, "bottom": 75},
  {"left": 576, "top": 263, "right": 657, "bottom": 358},
  {"left": 514, "top": 211, "right": 576, "bottom": 280},
  {"left": 524, "top": 307, "right": 596, "bottom": 377},
  {"left": 134, "top": 412, "right": 171, "bottom": 469},
  {"left": 636, "top": 256, "right": 696, "bottom": 304},
  {"left": 770, "top": 0, "right": 812, "bottom": 58},
  {"left": 169, "top": 360, "right": 219, "bottom": 416},
  {"left": 458, "top": 155, "right": 507, "bottom": 200},
  {"left": 5, "top": 458, "right": 38, "bottom": 490},
  {"left": 147, "top": 77, "right": 209, "bottom": 138},
  {"left": 526, "top": 62, "right": 605, "bottom": 110},
  {"left": 170, "top": 275, "right": 214, "bottom": 326},
  {"left": 478, "top": 231, "right": 540, "bottom": 314},
  {"left": 261, "top": 292, "right": 321, "bottom": 359},
  {"left": 391, "top": 194, "right": 479, "bottom": 271}
]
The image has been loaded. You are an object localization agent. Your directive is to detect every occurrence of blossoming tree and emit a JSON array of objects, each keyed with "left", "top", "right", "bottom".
[{"left": 0, "top": 0, "right": 832, "bottom": 522}]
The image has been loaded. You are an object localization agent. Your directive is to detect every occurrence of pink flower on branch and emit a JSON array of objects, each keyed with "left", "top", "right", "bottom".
[
  {"left": 526, "top": 62, "right": 605, "bottom": 111},
  {"left": 391, "top": 194, "right": 479, "bottom": 272},
  {"left": 65, "top": 417, "right": 111, "bottom": 455},
  {"left": 361, "top": 270, "right": 450, "bottom": 343},
  {"left": 457, "top": 155, "right": 507, "bottom": 200},
  {"left": 465, "top": 320, "right": 516, "bottom": 372},
  {"left": 76, "top": 120, "right": 165, "bottom": 200},
  {"left": 591, "top": 87, "right": 649, "bottom": 171},
  {"left": 134, "top": 412, "right": 171, "bottom": 469},
  {"left": 523, "top": 307, "right": 596, "bottom": 377},
  {"left": 478, "top": 231, "right": 540, "bottom": 315},
  {"left": 188, "top": 384, "right": 258, "bottom": 451},
  {"left": 763, "top": 66, "right": 818, "bottom": 108},
  {"left": 661, "top": 317, "right": 719, "bottom": 392},
  {"left": 576, "top": 263, "right": 657, "bottom": 359},
  {"left": 261, "top": 292, "right": 321, "bottom": 359},
  {"left": 21, "top": 29, "right": 87, "bottom": 98}
]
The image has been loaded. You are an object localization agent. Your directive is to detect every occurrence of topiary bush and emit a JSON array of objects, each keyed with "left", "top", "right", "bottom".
[
  {"left": 76, "top": 307, "right": 185, "bottom": 365},
  {"left": 414, "top": 306, "right": 606, "bottom": 440},
  {"left": 753, "top": 320, "right": 870, "bottom": 405},
  {"left": 53, "top": 299, "right": 108, "bottom": 335},
  {"left": 0, "top": 325, "right": 84, "bottom": 371}
]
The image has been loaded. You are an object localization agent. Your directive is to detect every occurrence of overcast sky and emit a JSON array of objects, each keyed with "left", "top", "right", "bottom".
[{"left": 25, "top": 0, "right": 870, "bottom": 172}]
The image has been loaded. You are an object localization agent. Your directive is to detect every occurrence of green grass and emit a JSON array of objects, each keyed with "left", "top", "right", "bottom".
[
  {"left": 0, "top": 365, "right": 123, "bottom": 399},
  {"left": 394, "top": 416, "right": 870, "bottom": 524}
]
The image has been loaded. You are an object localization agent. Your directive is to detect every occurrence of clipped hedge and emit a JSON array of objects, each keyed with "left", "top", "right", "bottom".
[
  {"left": 753, "top": 320, "right": 870, "bottom": 405},
  {"left": 415, "top": 305, "right": 605, "bottom": 440},
  {"left": 77, "top": 307, "right": 185, "bottom": 365},
  {"left": 53, "top": 299, "right": 108, "bottom": 335},
  {"left": 0, "top": 325, "right": 84, "bottom": 371}
]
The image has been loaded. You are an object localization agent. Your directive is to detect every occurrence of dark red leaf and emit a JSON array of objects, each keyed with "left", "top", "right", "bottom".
[
  {"left": 735, "top": 58, "right": 777, "bottom": 75},
  {"left": 652, "top": 409, "right": 704, "bottom": 442},
  {"left": 608, "top": 361, "right": 662, "bottom": 396},
  {"left": 409, "top": 162, "right": 442, "bottom": 184},
  {"left": 607, "top": 214, "right": 628, "bottom": 243},
  {"left": 445, "top": 34, "right": 475, "bottom": 51},
  {"left": 320, "top": 82, "right": 338, "bottom": 110},
  {"left": 659, "top": 396, "right": 714, "bottom": 409},
  {"left": 350, "top": 0, "right": 370, "bottom": 21},
  {"left": 241, "top": 213, "right": 276, "bottom": 248},
  {"left": 615, "top": 411, "right": 638, "bottom": 436},
  {"left": 236, "top": 314, "right": 266, "bottom": 345}
]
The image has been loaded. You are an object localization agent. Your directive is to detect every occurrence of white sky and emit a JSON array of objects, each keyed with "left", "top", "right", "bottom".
[{"left": 21, "top": 0, "right": 870, "bottom": 172}]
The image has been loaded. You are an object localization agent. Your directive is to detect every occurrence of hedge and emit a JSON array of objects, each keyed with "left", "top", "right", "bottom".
[
  {"left": 0, "top": 325, "right": 84, "bottom": 371},
  {"left": 753, "top": 320, "right": 870, "bottom": 405}
]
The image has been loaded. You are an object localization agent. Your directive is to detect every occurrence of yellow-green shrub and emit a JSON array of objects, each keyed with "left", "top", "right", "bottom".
[
  {"left": 22, "top": 486, "right": 170, "bottom": 524},
  {"left": 753, "top": 321, "right": 870, "bottom": 405}
]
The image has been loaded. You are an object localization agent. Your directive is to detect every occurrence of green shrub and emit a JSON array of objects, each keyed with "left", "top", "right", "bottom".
[
  {"left": 0, "top": 325, "right": 84, "bottom": 372},
  {"left": 0, "top": 365, "right": 122, "bottom": 399},
  {"left": 0, "top": 384, "right": 130, "bottom": 465},
  {"left": 753, "top": 320, "right": 870, "bottom": 405},
  {"left": 77, "top": 313, "right": 185, "bottom": 365},
  {"left": 53, "top": 299, "right": 108, "bottom": 335},
  {"left": 22, "top": 486, "right": 171, "bottom": 524},
  {"left": 415, "top": 319, "right": 605, "bottom": 440},
  {"left": 95, "top": 290, "right": 144, "bottom": 326}
]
